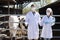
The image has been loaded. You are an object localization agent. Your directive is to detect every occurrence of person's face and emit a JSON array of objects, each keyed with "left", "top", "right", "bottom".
[
  {"left": 46, "top": 10, "right": 51, "bottom": 16},
  {"left": 31, "top": 7, "right": 36, "bottom": 12}
]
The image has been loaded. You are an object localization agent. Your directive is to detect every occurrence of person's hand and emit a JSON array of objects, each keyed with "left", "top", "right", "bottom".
[{"left": 45, "top": 21, "right": 49, "bottom": 24}]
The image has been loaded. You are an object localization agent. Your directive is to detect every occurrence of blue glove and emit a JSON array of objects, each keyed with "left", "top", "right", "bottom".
[{"left": 45, "top": 22, "right": 49, "bottom": 24}]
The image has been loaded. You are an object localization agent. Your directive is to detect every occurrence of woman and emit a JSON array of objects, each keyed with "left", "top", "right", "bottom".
[{"left": 40, "top": 8, "right": 55, "bottom": 40}]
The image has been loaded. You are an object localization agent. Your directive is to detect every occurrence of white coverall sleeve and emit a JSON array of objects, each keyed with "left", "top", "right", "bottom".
[
  {"left": 38, "top": 14, "right": 42, "bottom": 26},
  {"left": 51, "top": 17, "right": 55, "bottom": 26}
]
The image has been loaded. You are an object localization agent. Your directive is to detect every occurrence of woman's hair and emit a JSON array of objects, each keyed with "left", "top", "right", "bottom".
[{"left": 46, "top": 8, "right": 53, "bottom": 16}]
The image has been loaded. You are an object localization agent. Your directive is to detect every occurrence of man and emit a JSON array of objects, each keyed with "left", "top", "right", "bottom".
[{"left": 25, "top": 4, "right": 41, "bottom": 40}]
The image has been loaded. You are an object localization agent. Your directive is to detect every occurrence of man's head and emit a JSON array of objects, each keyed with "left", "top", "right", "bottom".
[{"left": 31, "top": 4, "right": 36, "bottom": 12}]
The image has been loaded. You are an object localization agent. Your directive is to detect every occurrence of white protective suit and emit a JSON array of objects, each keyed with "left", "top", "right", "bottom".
[
  {"left": 25, "top": 11, "right": 41, "bottom": 39},
  {"left": 40, "top": 15, "right": 55, "bottom": 38},
  {"left": 9, "top": 15, "right": 19, "bottom": 37}
]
